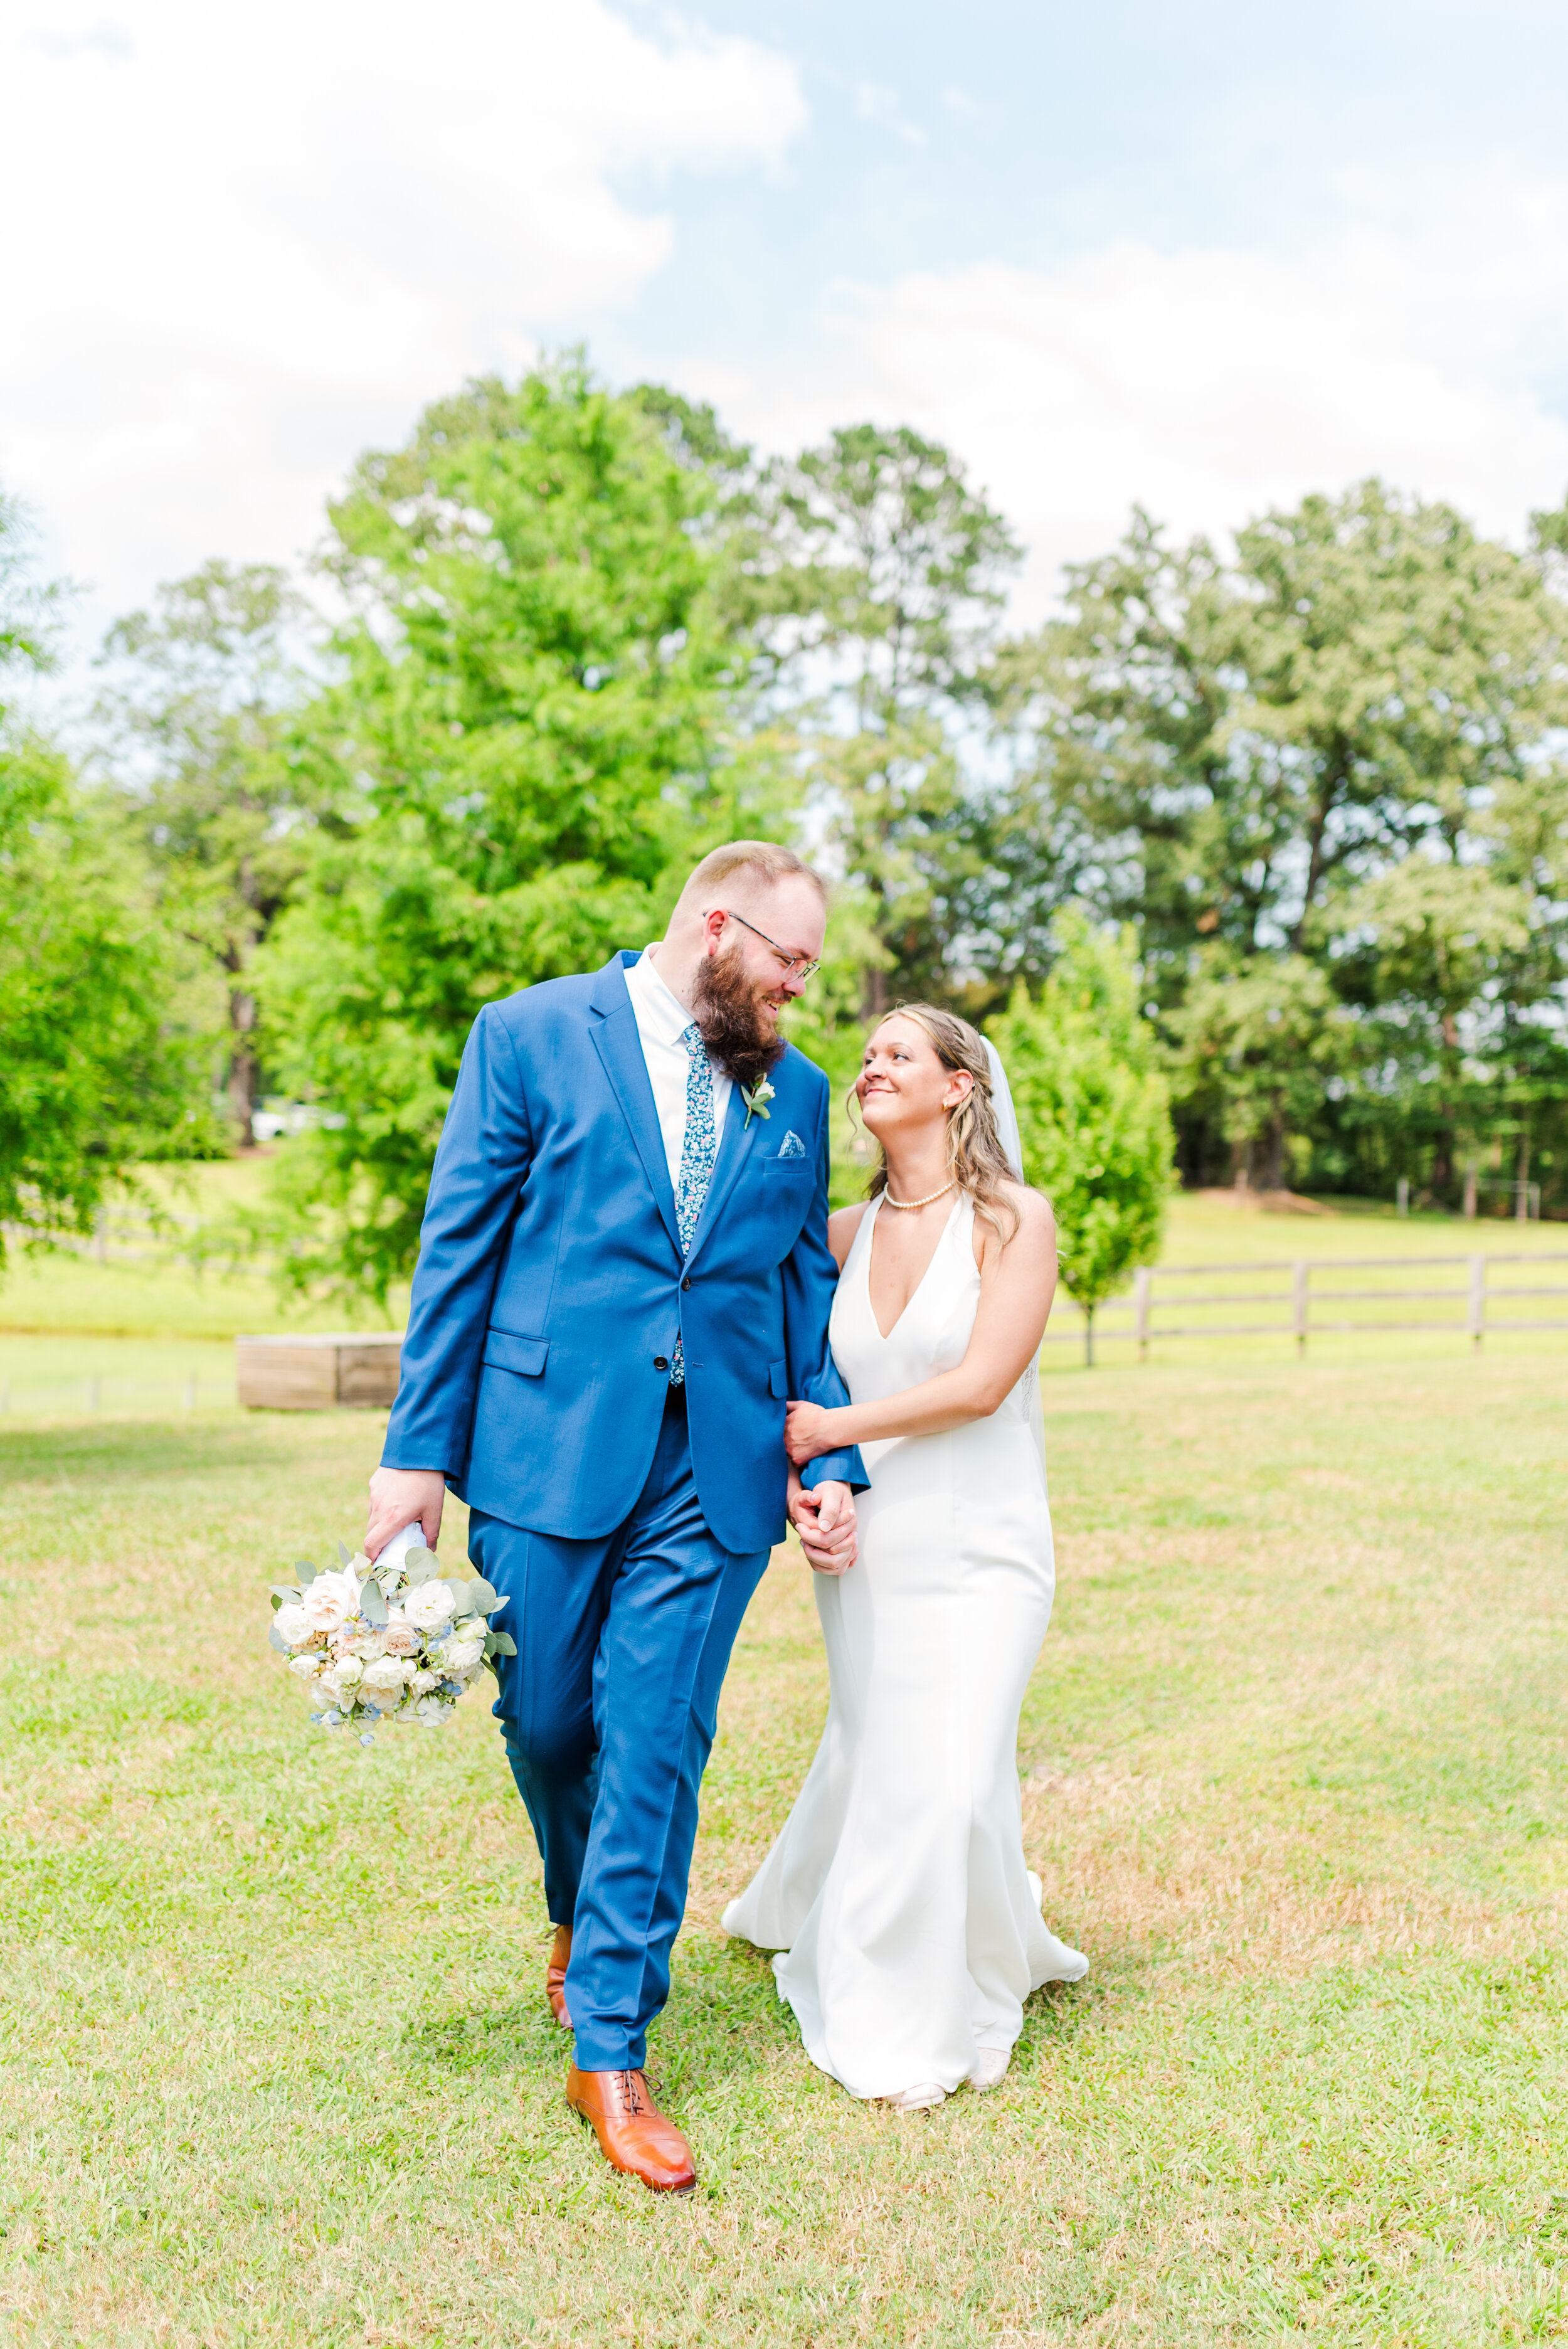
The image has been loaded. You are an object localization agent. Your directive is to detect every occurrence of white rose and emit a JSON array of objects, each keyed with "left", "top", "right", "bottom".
[
  {"left": 301, "top": 1567, "right": 361, "bottom": 1633},
  {"left": 322, "top": 1658, "right": 364, "bottom": 1703},
  {"left": 274, "top": 1603, "right": 314, "bottom": 1648},
  {"left": 381, "top": 1609, "right": 418, "bottom": 1657},
  {"left": 416, "top": 1695, "right": 450, "bottom": 1726},
  {"left": 289, "top": 1653, "right": 322, "bottom": 1680},
  {"left": 442, "top": 1637, "right": 485, "bottom": 1674},
  {"left": 402, "top": 1580, "right": 457, "bottom": 1634},
  {"left": 410, "top": 1668, "right": 441, "bottom": 1695},
  {"left": 361, "top": 1656, "right": 413, "bottom": 1696}
]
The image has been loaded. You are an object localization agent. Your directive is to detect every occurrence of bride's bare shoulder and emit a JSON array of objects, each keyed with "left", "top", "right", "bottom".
[
  {"left": 827, "top": 1201, "right": 869, "bottom": 1271},
  {"left": 976, "top": 1180, "right": 1056, "bottom": 1268},
  {"left": 1005, "top": 1181, "right": 1056, "bottom": 1241}
]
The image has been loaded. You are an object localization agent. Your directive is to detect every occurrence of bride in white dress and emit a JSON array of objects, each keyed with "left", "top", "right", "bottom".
[{"left": 723, "top": 1004, "right": 1087, "bottom": 2111}]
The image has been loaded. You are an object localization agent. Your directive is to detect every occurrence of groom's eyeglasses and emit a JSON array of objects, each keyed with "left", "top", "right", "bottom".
[{"left": 724, "top": 909, "right": 822, "bottom": 984}]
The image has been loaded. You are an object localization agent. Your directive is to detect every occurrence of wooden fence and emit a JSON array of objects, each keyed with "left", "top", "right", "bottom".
[
  {"left": 33, "top": 1207, "right": 220, "bottom": 1268},
  {"left": 1045, "top": 1251, "right": 1568, "bottom": 1357}
]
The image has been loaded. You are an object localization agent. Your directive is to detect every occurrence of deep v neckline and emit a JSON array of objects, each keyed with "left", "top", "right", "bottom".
[{"left": 862, "top": 1191, "right": 962, "bottom": 1344}]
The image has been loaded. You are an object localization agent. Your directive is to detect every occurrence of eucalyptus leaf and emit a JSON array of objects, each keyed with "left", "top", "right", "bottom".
[
  {"left": 294, "top": 1560, "right": 319, "bottom": 1584},
  {"left": 490, "top": 1631, "right": 517, "bottom": 1657},
  {"left": 403, "top": 1550, "right": 439, "bottom": 1586},
  {"left": 337, "top": 1540, "right": 352, "bottom": 1566},
  {"left": 267, "top": 1623, "right": 291, "bottom": 1653},
  {"left": 358, "top": 1579, "right": 389, "bottom": 1626},
  {"left": 462, "top": 1577, "right": 501, "bottom": 1615},
  {"left": 269, "top": 1584, "right": 301, "bottom": 1603}
]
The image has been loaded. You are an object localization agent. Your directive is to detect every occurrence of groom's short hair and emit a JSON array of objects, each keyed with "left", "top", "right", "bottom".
[{"left": 676, "top": 840, "right": 827, "bottom": 915}]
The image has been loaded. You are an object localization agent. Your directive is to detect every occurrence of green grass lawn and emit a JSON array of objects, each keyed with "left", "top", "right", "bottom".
[{"left": 3, "top": 1349, "right": 1565, "bottom": 2345}]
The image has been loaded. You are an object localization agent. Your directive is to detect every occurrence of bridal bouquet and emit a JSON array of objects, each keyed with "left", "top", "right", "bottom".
[{"left": 267, "top": 1529, "right": 514, "bottom": 1745}]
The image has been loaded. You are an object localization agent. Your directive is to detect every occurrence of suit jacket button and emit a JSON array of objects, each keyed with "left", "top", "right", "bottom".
[
  {"left": 653, "top": 1355, "right": 669, "bottom": 1372},
  {"left": 681, "top": 1276, "right": 692, "bottom": 1290}
]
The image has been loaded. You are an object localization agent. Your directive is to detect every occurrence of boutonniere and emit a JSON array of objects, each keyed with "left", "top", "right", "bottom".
[{"left": 742, "top": 1078, "right": 775, "bottom": 1128}]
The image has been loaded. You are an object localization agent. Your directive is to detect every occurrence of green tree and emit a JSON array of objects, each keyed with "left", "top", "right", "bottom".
[
  {"left": 1337, "top": 859, "right": 1530, "bottom": 1199},
  {"left": 256, "top": 358, "right": 785, "bottom": 1303},
  {"left": 97, "top": 561, "right": 319, "bottom": 1143},
  {"left": 996, "top": 481, "right": 1568, "bottom": 968},
  {"left": 0, "top": 502, "right": 215, "bottom": 1263},
  {"left": 749, "top": 425, "right": 1020, "bottom": 1013},
  {"left": 993, "top": 480, "right": 1568, "bottom": 1201},
  {"left": 1170, "top": 953, "right": 1353, "bottom": 1192},
  {"left": 990, "top": 912, "right": 1173, "bottom": 1364}
]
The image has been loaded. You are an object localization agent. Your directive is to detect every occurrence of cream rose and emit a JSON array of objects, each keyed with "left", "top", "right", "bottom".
[
  {"left": 410, "top": 1668, "right": 441, "bottom": 1695},
  {"left": 273, "top": 1602, "right": 315, "bottom": 1648},
  {"left": 381, "top": 1608, "right": 419, "bottom": 1657},
  {"left": 403, "top": 1580, "right": 457, "bottom": 1634},
  {"left": 442, "top": 1636, "right": 485, "bottom": 1675},
  {"left": 302, "top": 1568, "right": 361, "bottom": 1633},
  {"left": 361, "top": 1656, "right": 413, "bottom": 1697}
]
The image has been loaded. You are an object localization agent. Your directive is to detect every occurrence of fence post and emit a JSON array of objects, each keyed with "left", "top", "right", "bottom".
[
  {"left": 87, "top": 1374, "right": 102, "bottom": 1411},
  {"left": 1396, "top": 1177, "right": 1409, "bottom": 1217},
  {"left": 1468, "top": 1255, "right": 1486, "bottom": 1350},
  {"left": 1293, "top": 1260, "right": 1309, "bottom": 1355},
  {"left": 1133, "top": 1266, "right": 1152, "bottom": 1362}
]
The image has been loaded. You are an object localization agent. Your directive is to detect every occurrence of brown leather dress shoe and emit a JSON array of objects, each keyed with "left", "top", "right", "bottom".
[
  {"left": 546, "top": 1924, "right": 572, "bottom": 2028},
  {"left": 566, "top": 2066, "right": 696, "bottom": 2194}
]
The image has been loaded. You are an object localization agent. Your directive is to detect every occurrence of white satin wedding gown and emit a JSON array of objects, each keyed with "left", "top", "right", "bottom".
[{"left": 723, "top": 1190, "right": 1087, "bottom": 2101}]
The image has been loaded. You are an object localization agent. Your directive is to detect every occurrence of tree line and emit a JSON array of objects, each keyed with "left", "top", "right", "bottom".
[{"left": 4, "top": 354, "right": 1567, "bottom": 1304}]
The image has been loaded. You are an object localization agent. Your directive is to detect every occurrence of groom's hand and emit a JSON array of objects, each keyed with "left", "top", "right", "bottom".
[
  {"left": 366, "top": 1466, "right": 446, "bottom": 1559},
  {"left": 788, "top": 1470, "right": 857, "bottom": 1576}
]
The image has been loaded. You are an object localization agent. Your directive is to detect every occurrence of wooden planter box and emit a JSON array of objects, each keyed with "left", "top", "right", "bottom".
[{"left": 236, "top": 1332, "right": 403, "bottom": 1411}]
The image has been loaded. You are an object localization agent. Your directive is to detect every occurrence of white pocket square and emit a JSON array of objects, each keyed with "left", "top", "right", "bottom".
[{"left": 778, "top": 1130, "right": 807, "bottom": 1159}]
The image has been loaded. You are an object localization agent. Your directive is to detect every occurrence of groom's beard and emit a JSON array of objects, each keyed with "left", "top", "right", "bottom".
[{"left": 693, "top": 945, "right": 787, "bottom": 1093}]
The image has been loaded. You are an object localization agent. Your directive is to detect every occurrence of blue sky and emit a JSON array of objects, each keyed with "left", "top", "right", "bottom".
[
  {"left": 4, "top": 0, "right": 1567, "bottom": 665},
  {"left": 616, "top": 0, "right": 1568, "bottom": 313}
]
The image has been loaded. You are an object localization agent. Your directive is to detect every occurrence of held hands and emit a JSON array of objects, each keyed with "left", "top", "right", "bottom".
[
  {"left": 788, "top": 1468, "right": 857, "bottom": 1576},
  {"left": 784, "top": 1398, "right": 837, "bottom": 1466}
]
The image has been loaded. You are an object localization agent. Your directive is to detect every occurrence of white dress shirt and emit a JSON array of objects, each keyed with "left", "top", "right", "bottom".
[{"left": 623, "top": 947, "right": 733, "bottom": 1189}]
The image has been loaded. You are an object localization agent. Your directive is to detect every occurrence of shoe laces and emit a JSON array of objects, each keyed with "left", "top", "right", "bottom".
[{"left": 612, "top": 2070, "right": 649, "bottom": 2115}]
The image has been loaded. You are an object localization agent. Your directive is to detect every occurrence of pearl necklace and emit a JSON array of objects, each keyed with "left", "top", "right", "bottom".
[{"left": 882, "top": 1178, "right": 955, "bottom": 1211}]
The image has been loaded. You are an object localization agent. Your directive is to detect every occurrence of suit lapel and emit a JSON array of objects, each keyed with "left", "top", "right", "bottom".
[
  {"left": 588, "top": 955, "right": 681, "bottom": 1257},
  {"left": 684, "top": 1071, "right": 765, "bottom": 1271}
]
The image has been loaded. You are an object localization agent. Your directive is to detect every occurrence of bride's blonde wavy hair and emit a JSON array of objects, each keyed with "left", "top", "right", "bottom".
[{"left": 852, "top": 1002, "right": 1022, "bottom": 1239}]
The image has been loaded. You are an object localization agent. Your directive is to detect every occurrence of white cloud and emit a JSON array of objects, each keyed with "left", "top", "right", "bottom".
[
  {"left": 0, "top": 0, "right": 804, "bottom": 616},
  {"left": 692, "top": 196, "right": 1568, "bottom": 624}
]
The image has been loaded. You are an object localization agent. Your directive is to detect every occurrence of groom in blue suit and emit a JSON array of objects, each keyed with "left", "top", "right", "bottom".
[{"left": 366, "top": 841, "right": 864, "bottom": 2193}]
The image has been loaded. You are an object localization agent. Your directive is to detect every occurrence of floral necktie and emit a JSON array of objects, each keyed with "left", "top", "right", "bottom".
[{"left": 669, "top": 1022, "right": 718, "bottom": 1386}]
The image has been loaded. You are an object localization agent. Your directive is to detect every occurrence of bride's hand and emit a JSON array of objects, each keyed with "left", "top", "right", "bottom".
[{"left": 784, "top": 1399, "right": 835, "bottom": 1464}]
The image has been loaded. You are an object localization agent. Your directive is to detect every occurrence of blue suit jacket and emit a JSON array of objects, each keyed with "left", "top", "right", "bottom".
[{"left": 382, "top": 950, "right": 866, "bottom": 1555}]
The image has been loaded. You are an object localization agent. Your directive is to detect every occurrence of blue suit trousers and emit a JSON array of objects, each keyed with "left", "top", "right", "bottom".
[{"left": 468, "top": 1389, "right": 769, "bottom": 2072}]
